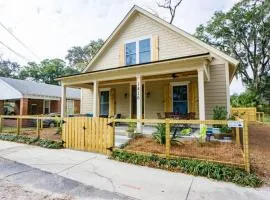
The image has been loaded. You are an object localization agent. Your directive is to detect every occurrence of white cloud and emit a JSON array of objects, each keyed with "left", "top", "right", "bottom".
[{"left": 0, "top": 0, "right": 243, "bottom": 93}]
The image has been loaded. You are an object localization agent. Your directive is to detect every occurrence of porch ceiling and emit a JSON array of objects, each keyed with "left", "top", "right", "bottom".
[{"left": 57, "top": 53, "right": 210, "bottom": 87}]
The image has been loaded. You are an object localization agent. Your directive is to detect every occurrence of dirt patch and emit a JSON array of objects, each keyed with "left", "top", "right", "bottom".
[
  {"left": 124, "top": 136, "right": 244, "bottom": 165},
  {"left": 249, "top": 124, "right": 270, "bottom": 184}
]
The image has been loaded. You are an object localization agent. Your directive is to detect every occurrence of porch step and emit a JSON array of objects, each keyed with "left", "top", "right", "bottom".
[
  {"left": 115, "top": 127, "right": 128, "bottom": 136},
  {"left": 115, "top": 135, "right": 130, "bottom": 147}
]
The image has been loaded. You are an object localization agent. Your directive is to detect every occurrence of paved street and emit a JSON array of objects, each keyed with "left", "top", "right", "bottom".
[{"left": 0, "top": 140, "right": 269, "bottom": 200}]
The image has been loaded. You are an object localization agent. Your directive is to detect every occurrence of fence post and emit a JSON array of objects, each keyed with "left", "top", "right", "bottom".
[
  {"left": 235, "top": 127, "right": 240, "bottom": 146},
  {"left": 36, "top": 116, "right": 40, "bottom": 138},
  {"left": 16, "top": 117, "right": 20, "bottom": 135},
  {"left": 243, "top": 120, "right": 250, "bottom": 173},
  {"left": 0, "top": 116, "right": 2, "bottom": 133},
  {"left": 165, "top": 119, "right": 170, "bottom": 158}
]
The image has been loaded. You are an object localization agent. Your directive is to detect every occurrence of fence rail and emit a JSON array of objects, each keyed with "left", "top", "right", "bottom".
[
  {"left": 231, "top": 107, "right": 264, "bottom": 123},
  {"left": 0, "top": 115, "right": 62, "bottom": 140},
  {"left": 112, "top": 118, "right": 250, "bottom": 172}
]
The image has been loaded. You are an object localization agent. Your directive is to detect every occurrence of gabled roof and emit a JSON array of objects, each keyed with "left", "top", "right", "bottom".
[
  {"left": 0, "top": 77, "right": 80, "bottom": 100},
  {"left": 83, "top": 5, "right": 239, "bottom": 72}
]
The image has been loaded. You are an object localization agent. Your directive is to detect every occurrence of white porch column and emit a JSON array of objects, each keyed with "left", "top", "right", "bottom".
[
  {"left": 198, "top": 68, "right": 205, "bottom": 120},
  {"left": 61, "top": 85, "right": 67, "bottom": 117},
  {"left": 93, "top": 81, "right": 99, "bottom": 117},
  {"left": 136, "top": 75, "right": 142, "bottom": 133}
]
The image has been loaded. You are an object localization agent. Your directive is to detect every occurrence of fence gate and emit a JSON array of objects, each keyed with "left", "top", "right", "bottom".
[{"left": 62, "top": 117, "right": 114, "bottom": 155}]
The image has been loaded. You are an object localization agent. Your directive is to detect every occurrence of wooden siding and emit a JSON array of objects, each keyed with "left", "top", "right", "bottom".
[
  {"left": 89, "top": 13, "right": 206, "bottom": 71},
  {"left": 205, "top": 64, "right": 228, "bottom": 119},
  {"left": 81, "top": 89, "right": 93, "bottom": 114}
]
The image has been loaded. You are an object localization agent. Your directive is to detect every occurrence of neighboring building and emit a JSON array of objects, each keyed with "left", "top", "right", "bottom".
[
  {"left": 56, "top": 6, "right": 239, "bottom": 124},
  {"left": 0, "top": 77, "right": 80, "bottom": 116}
]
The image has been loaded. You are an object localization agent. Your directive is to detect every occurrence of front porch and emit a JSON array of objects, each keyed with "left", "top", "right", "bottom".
[{"left": 58, "top": 53, "right": 211, "bottom": 132}]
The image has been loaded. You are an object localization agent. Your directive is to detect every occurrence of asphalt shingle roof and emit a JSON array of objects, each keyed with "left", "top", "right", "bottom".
[{"left": 0, "top": 77, "right": 80, "bottom": 99}]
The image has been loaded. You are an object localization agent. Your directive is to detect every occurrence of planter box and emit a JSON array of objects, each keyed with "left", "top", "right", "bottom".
[{"left": 212, "top": 128, "right": 221, "bottom": 134}]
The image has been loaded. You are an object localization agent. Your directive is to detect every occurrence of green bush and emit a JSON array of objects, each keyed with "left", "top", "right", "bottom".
[
  {"left": 111, "top": 150, "right": 262, "bottom": 187},
  {"left": 153, "top": 123, "right": 166, "bottom": 144},
  {"left": 0, "top": 134, "right": 63, "bottom": 149}
]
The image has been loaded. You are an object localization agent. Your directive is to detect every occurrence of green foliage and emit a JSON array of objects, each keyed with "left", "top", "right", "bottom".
[
  {"left": 180, "top": 128, "right": 192, "bottom": 135},
  {"left": 127, "top": 122, "right": 136, "bottom": 133},
  {"left": 199, "top": 125, "right": 207, "bottom": 143},
  {"left": 65, "top": 39, "right": 104, "bottom": 71},
  {"left": 19, "top": 59, "right": 79, "bottom": 85},
  {"left": 0, "top": 134, "right": 63, "bottom": 149},
  {"left": 153, "top": 123, "right": 166, "bottom": 144},
  {"left": 230, "top": 91, "right": 257, "bottom": 107},
  {"left": 195, "top": 0, "right": 270, "bottom": 105},
  {"left": 0, "top": 58, "right": 20, "bottom": 78},
  {"left": 111, "top": 150, "right": 262, "bottom": 187},
  {"left": 213, "top": 106, "right": 227, "bottom": 120}
]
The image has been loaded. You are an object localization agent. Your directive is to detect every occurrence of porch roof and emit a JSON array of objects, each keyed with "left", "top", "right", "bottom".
[{"left": 56, "top": 53, "right": 210, "bottom": 87}]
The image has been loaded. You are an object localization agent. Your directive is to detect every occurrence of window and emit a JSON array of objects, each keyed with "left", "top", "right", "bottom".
[
  {"left": 44, "top": 100, "right": 50, "bottom": 114},
  {"left": 172, "top": 85, "right": 188, "bottom": 114},
  {"left": 67, "top": 100, "right": 74, "bottom": 115},
  {"left": 125, "top": 42, "right": 136, "bottom": 65},
  {"left": 139, "top": 39, "right": 151, "bottom": 63},
  {"left": 125, "top": 38, "right": 151, "bottom": 65},
  {"left": 100, "top": 91, "right": 109, "bottom": 116}
]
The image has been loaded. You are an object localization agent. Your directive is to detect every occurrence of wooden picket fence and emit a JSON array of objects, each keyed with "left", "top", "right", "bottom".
[{"left": 62, "top": 117, "right": 114, "bottom": 155}]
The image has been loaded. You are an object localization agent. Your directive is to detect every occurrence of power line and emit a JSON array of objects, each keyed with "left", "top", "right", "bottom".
[
  {"left": 0, "top": 21, "right": 40, "bottom": 60},
  {"left": 0, "top": 40, "right": 30, "bottom": 62}
]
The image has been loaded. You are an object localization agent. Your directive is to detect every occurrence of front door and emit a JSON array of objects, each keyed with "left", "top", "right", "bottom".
[
  {"left": 172, "top": 85, "right": 188, "bottom": 114},
  {"left": 131, "top": 85, "right": 144, "bottom": 118}
]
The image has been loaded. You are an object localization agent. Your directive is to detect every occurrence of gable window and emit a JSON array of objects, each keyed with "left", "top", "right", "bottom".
[
  {"left": 125, "top": 38, "right": 151, "bottom": 65},
  {"left": 125, "top": 42, "right": 136, "bottom": 65},
  {"left": 139, "top": 39, "right": 151, "bottom": 63}
]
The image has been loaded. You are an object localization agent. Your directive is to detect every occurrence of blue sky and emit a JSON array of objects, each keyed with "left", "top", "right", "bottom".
[{"left": 0, "top": 0, "right": 244, "bottom": 93}]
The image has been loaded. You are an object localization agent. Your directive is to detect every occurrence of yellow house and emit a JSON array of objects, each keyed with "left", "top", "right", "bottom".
[{"left": 57, "top": 5, "right": 239, "bottom": 131}]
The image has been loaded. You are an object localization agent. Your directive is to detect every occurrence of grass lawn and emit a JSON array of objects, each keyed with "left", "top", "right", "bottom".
[{"left": 264, "top": 114, "right": 270, "bottom": 123}]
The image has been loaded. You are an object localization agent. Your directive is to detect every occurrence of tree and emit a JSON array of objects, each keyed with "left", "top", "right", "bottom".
[
  {"left": 157, "top": 0, "right": 183, "bottom": 24},
  {"left": 19, "top": 59, "right": 79, "bottom": 85},
  {"left": 65, "top": 39, "right": 104, "bottom": 71},
  {"left": 195, "top": 0, "right": 270, "bottom": 105},
  {"left": 0, "top": 58, "right": 20, "bottom": 78},
  {"left": 230, "top": 91, "right": 257, "bottom": 107}
]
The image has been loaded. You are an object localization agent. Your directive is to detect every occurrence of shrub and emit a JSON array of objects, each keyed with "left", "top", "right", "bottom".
[
  {"left": 0, "top": 134, "right": 63, "bottom": 149},
  {"left": 111, "top": 150, "right": 262, "bottom": 187},
  {"left": 153, "top": 123, "right": 166, "bottom": 144}
]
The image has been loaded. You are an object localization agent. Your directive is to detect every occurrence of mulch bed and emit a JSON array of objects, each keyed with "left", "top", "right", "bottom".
[
  {"left": 249, "top": 124, "right": 270, "bottom": 185},
  {"left": 124, "top": 136, "right": 244, "bottom": 165},
  {"left": 1, "top": 128, "right": 61, "bottom": 141}
]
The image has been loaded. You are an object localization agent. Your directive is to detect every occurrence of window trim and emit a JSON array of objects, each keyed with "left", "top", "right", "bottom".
[
  {"left": 43, "top": 100, "right": 51, "bottom": 114},
  {"left": 170, "top": 82, "right": 190, "bottom": 113},
  {"left": 125, "top": 36, "right": 152, "bottom": 65},
  {"left": 99, "top": 88, "right": 110, "bottom": 116}
]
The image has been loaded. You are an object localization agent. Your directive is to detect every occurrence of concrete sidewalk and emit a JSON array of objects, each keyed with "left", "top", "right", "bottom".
[{"left": 0, "top": 140, "right": 269, "bottom": 200}]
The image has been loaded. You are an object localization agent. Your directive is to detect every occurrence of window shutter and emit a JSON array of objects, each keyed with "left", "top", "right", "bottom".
[
  {"left": 119, "top": 44, "right": 125, "bottom": 66},
  {"left": 164, "top": 84, "right": 172, "bottom": 112},
  {"left": 188, "top": 81, "right": 198, "bottom": 117},
  {"left": 109, "top": 88, "right": 116, "bottom": 117},
  {"left": 152, "top": 35, "right": 159, "bottom": 61}
]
